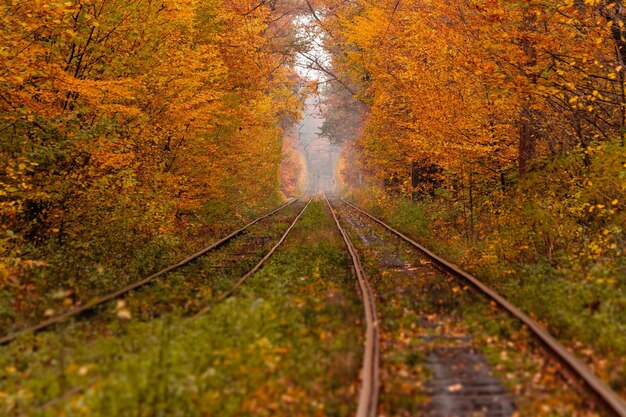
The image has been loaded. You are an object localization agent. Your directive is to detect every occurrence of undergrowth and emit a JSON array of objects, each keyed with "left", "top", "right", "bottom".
[
  {"left": 0, "top": 194, "right": 284, "bottom": 330},
  {"left": 348, "top": 142, "right": 626, "bottom": 394},
  {"left": 0, "top": 200, "right": 363, "bottom": 417}
]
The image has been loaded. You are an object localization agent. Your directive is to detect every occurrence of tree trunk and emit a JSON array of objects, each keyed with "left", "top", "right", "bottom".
[
  {"left": 519, "top": 102, "right": 537, "bottom": 175},
  {"left": 518, "top": 4, "right": 538, "bottom": 176}
]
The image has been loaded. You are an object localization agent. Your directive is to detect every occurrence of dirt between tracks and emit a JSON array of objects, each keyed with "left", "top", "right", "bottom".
[
  {"left": 339, "top": 201, "right": 604, "bottom": 416},
  {"left": 339, "top": 204, "right": 516, "bottom": 417},
  {"left": 425, "top": 345, "right": 515, "bottom": 417}
]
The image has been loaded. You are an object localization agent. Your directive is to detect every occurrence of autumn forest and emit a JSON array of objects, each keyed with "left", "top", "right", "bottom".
[{"left": 1, "top": 0, "right": 626, "bottom": 416}]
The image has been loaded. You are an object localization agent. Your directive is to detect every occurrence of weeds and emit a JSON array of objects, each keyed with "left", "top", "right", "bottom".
[{"left": 0, "top": 200, "right": 363, "bottom": 417}]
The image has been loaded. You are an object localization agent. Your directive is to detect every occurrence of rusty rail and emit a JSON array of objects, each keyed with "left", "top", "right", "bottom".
[
  {"left": 192, "top": 198, "right": 311, "bottom": 317},
  {"left": 341, "top": 198, "right": 626, "bottom": 417},
  {"left": 325, "top": 195, "right": 380, "bottom": 417},
  {"left": 0, "top": 198, "right": 299, "bottom": 346},
  {"left": 31, "top": 199, "right": 310, "bottom": 411}
]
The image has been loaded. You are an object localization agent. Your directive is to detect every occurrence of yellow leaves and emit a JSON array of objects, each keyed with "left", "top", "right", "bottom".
[
  {"left": 115, "top": 300, "right": 132, "bottom": 320},
  {"left": 54, "top": 74, "right": 142, "bottom": 118},
  {"left": 0, "top": 0, "right": 294, "bottom": 265},
  {"left": 447, "top": 383, "right": 463, "bottom": 392},
  {"left": 312, "top": 265, "right": 321, "bottom": 279},
  {"left": 93, "top": 150, "right": 136, "bottom": 169}
]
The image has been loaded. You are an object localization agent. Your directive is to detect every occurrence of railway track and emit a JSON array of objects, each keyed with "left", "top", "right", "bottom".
[
  {"left": 0, "top": 198, "right": 303, "bottom": 346},
  {"left": 27, "top": 198, "right": 312, "bottom": 412},
  {"left": 325, "top": 195, "right": 380, "bottom": 417},
  {"left": 191, "top": 198, "right": 311, "bottom": 317},
  {"left": 6, "top": 194, "right": 625, "bottom": 417},
  {"left": 331, "top": 196, "right": 626, "bottom": 417}
]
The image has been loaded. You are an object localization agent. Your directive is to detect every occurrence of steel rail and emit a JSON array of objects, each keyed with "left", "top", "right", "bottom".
[
  {"left": 33, "top": 199, "right": 310, "bottom": 411},
  {"left": 0, "top": 198, "right": 299, "bottom": 346},
  {"left": 192, "top": 198, "right": 312, "bottom": 317},
  {"left": 341, "top": 198, "right": 626, "bottom": 417},
  {"left": 325, "top": 195, "right": 380, "bottom": 417}
]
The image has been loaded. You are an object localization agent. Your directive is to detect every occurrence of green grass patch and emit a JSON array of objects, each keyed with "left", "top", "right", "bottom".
[{"left": 0, "top": 200, "right": 363, "bottom": 417}]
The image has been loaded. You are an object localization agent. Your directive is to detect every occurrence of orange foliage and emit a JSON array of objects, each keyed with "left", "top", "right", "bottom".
[
  {"left": 316, "top": 0, "right": 626, "bottom": 193},
  {"left": 280, "top": 128, "right": 307, "bottom": 197},
  {"left": 0, "top": 0, "right": 302, "bottom": 276}
]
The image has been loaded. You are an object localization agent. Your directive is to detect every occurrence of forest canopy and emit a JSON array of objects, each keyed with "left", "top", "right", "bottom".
[{"left": 0, "top": 0, "right": 302, "bottom": 288}]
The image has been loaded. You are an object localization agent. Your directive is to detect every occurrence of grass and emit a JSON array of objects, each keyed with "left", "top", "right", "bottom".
[
  {"left": 0, "top": 195, "right": 287, "bottom": 331},
  {"left": 336, "top": 201, "right": 600, "bottom": 416},
  {"left": 344, "top": 144, "right": 626, "bottom": 396},
  {"left": 359, "top": 192, "right": 626, "bottom": 391},
  {"left": 0, "top": 200, "right": 364, "bottom": 417}
]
